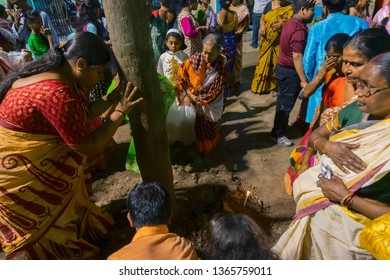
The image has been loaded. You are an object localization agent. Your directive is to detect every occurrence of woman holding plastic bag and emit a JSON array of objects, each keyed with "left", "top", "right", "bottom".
[{"left": 175, "top": 32, "right": 237, "bottom": 155}]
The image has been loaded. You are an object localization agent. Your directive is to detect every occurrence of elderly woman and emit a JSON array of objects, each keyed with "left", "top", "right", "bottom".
[
  {"left": 285, "top": 28, "right": 390, "bottom": 195},
  {"left": 175, "top": 32, "right": 236, "bottom": 155},
  {"left": 273, "top": 52, "right": 390, "bottom": 259},
  {"left": 0, "top": 32, "right": 142, "bottom": 259}
]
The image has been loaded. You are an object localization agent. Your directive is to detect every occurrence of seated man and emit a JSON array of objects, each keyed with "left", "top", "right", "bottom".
[{"left": 107, "top": 181, "right": 199, "bottom": 260}]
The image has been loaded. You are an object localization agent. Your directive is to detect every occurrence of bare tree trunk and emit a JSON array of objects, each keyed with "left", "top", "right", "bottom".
[{"left": 103, "top": 1, "right": 175, "bottom": 202}]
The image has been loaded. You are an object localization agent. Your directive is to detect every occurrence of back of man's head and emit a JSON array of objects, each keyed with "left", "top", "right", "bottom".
[
  {"left": 323, "top": 0, "right": 347, "bottom": 13},
  {"left": 293, "top": 0, "right": 315, "bottom": 14},
  {"left": 127, "top": 182, "right": 171, "bottom": 228}
]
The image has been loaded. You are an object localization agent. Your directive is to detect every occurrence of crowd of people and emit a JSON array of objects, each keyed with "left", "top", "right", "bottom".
[{"left": 0, "top": 0, "right": 389, "bottom": 260}]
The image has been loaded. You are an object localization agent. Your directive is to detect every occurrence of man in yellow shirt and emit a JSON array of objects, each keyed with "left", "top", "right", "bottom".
[{"left": 107, "top": 181, "right": 199, "bottom": 260}]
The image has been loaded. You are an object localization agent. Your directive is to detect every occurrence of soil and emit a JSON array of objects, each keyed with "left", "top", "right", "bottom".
[
  {"left": 0, "top": 32, "right": 304, "bottom": 260},
  {"left": 91, "top": 37, "right": 305, "bottom": 259}
]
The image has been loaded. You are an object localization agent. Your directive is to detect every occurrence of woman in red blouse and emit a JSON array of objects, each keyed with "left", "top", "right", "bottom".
[{"left": 0, "top": 32, "right": 142, "bottom": 259}]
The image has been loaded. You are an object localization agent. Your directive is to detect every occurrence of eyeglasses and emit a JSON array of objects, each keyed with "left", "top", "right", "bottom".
[{"left": 355, "top": 79, "right": 390, "bottom": 98}]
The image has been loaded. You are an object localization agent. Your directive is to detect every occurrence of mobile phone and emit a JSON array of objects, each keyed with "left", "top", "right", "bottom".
[
  {"left": 298, "top": 89, "right": 304, "bottom": 100},
  {"left": 321, "top": 163, "right": 332, "bottom": 179}
]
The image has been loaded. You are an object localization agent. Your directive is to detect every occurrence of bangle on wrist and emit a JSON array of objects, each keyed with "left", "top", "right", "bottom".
[
  {"left": 340, "top": 192, "right": 355, "bottom": 208},
  {"left": 113, "top": 109, "right": 126, "bottom": 119},
  {"left": 346, "top": 194, "right": 356, "bottom": 208},
  {"left": 313, "top": 137, "right": 326, "bottom": 151}
]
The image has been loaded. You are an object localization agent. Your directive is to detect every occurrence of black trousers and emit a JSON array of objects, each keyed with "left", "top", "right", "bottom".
[{"left": 271, "top": 64, "right": 302, "bottom": 138}]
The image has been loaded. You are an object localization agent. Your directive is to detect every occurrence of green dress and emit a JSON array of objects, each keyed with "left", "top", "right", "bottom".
[{"left": 28, "top": 33, "right": 49, "bottom": 58}]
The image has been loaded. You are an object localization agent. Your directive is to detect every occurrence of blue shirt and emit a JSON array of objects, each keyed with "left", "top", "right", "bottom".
[{"left": 302, "top": 12, "right": 368, "bottom": 123}]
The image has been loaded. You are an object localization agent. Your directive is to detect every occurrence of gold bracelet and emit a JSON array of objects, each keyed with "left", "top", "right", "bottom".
[
  {"left": 313, "top": 137, "right": 326, "bottom": 151},
  {"left": 340, "top": 192, "right": 353, "bottom": 207}
]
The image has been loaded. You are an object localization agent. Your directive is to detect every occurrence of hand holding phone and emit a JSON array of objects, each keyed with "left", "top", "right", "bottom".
[{"left": 321, "top": 163, "right": 332, "bottom": 179}]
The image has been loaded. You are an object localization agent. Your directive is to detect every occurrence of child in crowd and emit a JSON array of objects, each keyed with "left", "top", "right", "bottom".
[
  {"left": 270, "top": 0, "right": 315, "bottom": 147},
  {"left": 158, "top": 28, "right": 188, "bottom": 82},
  {"left": 127, "top": 29, "right": 190, "bottom": 172},
  {"left": 205, "top": 213, "right": 278, "bottom": 260},
  {"left": 26, "top": 10, "right": 53, "bottom": 58},
  {"left": 67, "top": 11, "right": 79, "bottom": 40},
  {"left": 160, "top": 29, "right": 196, "bottom": 147}
]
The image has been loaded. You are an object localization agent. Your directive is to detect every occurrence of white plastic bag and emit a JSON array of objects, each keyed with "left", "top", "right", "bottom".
[
  {"left": 166, "top": 97, "right": 196, "bottom": 146},
  {"left": 8, "top": 50, "right": 31, "bottom": 68}
]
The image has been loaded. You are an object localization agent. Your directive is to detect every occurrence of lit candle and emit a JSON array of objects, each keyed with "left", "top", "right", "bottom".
[{"left": 243, "top": 191, "right": 250, "bottom": 207}]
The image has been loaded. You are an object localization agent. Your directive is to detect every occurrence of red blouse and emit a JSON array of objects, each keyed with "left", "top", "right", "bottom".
[{"left": 0, "top": 80, "right": 91, "bottom": 146}]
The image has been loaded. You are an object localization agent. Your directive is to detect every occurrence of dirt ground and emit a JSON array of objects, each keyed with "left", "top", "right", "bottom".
[
  {"left": 0, "top": 32, "right": 304, "bottom": 260},
  {"left": 91, "top": 36, "right": 305, "bottom": 259}
]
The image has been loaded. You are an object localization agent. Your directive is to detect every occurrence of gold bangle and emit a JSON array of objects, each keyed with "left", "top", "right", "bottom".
[
  {"left": 313, "top": 137, "right": 326, "bottom": 151},
  {"left": 340, "top": 192, "right": 354, "bottom": 207}
]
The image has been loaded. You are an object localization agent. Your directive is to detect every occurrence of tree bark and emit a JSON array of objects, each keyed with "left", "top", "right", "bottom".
[{"left": 103, "top": 1, "right": 175, "bottom": 202}]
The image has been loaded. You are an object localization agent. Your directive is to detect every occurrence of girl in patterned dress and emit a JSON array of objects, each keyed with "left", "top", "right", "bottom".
[{"left": 158, "top": 29, "right": 196, "bottom": 147}]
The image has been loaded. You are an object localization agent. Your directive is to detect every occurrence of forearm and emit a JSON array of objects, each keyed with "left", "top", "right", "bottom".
[
  {"left": 259, "top": 15, "right": 265, "bottom": 35},
  {"left": 309, "top": 125, "right": 332, "bottom": 152},
  {"left": 303, "top": 66, "right": 327, "bottom": 98},
  {"left": 260, "top": 14, "right": 265, "bottom": 26},
  {"left": 71, "top": 111, "right": 124, "bottom": 155},
  {"left": 293, "top": 52, "right": 307, "bottom": 85},
  {"left": 181, "top": 18, "right": 198, "bottom": 38},
  {"left": 0, "top": 27, "right": 17, "bottom": 44},
  {"left": 89, "top": 95, "right": 115, "bottom": 117},
  {"left": 12, "top": 22, "right": 25, "bottom": 41},
  {"left": 347, "top": 196, "right": 390, "bottom": 220},
  {"left": 302, "top": 147, "right": 315, "bottom": 166},
  {"left": 48, "top": 35, "right": 54, "bottom": 49}
]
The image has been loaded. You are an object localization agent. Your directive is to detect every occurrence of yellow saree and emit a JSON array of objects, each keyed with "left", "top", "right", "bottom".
[
  {"left": 0, "top": 125, "right": 114, "bottom": 259},
  {"left": 273, "top": 118, "right": 390, "bottom": 259},
  {"left": 251, "top": 5, "right": 293, "bottom": 94},
  {"left": 360, "top": 212, "right": 390, "bottom": 260}
]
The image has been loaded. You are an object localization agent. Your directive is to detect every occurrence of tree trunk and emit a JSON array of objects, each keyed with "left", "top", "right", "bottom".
[{"left": 103, "top": 1, "right": 175, "bottom": 203}]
